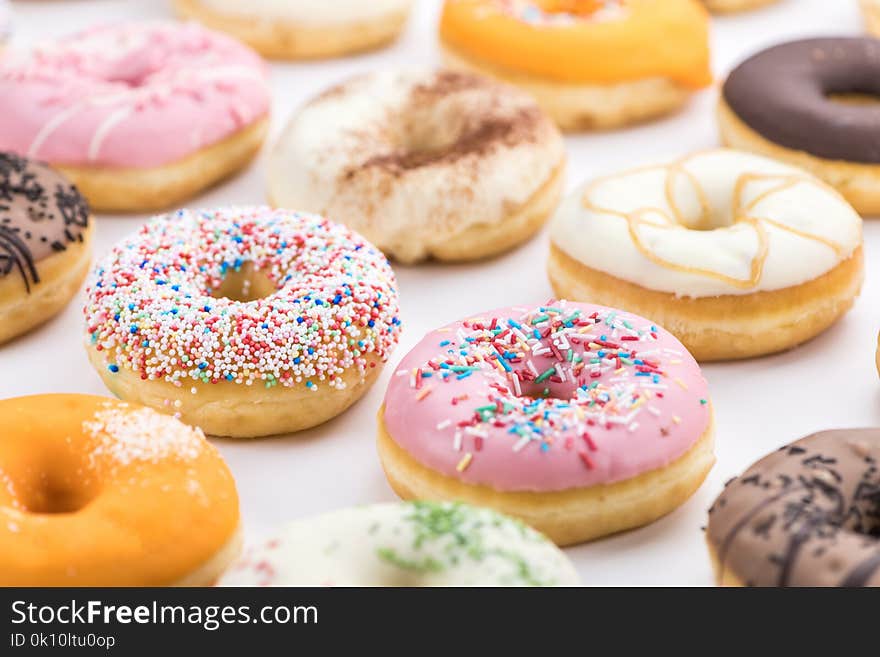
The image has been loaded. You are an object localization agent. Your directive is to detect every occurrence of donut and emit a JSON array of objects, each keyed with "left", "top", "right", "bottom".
[
  {"left": 719, "top": 37, "right": 880, "bottom": 216},
  {"left": 173, "top": 0, "right": 414, "bottom": 60},
  {"left": 84, "top": 206, "right": 402, "bottom": 438},
  {"left": 548, "top": 149, "right": 864, "bottom": 362},
  {"left": 0, "top": 152, "right": 92, "bottom": 345},
  {"left": 377, "top": 301, "right": 715, "bottom": 546},
  {"left": 219, "top": 501, "right": 579, "bottom": 586},
  {"left": 706, "top": 430, "right": 880, "bottom": 587},
  {"left": 0, "top": 394, "right": 241, "bottom": 586},
  {"left": 876, "top": 332, "right": 880, "bottom": 377},
  {"left": 437, "top": 0, "right": 712, "bottom": 131},
  {"left": 269, "top": 70, "right": 565, "bottom": 264},
  {"left": 0, "top": 21, "right": 270, "bottom": 213},
  {"left": 861, "top": 1, "right": 880, "bottom": 36},
  {"left": 702, "top": 0, "right": 778, "bottom": 13}
]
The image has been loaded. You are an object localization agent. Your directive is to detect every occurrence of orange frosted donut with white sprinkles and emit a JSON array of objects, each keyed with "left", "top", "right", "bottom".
[
  {"left": 439, "top": 0, "right": 712, "bottom": 130},
  {"left": 0, "top": 394, "right": 240, "bottom": 586},
  {"left": 84, "top": 206, "right": 402, "bottom": 438}
]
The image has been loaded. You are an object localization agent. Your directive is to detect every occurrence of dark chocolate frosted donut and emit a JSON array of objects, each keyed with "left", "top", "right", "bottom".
[
  {"left": 0, "top": 151, "right": 90, "bottom": 293},
  {"left": 707, "top": 430, "right": 880, "bottom": 587},
  {"left": 723, "top": 38, "right": 880, "bottom": 163}
]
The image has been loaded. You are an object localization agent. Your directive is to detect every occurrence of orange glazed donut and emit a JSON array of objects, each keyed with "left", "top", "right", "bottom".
[
  {"left": 438, "top": 0, "right": 712, "bottom": 130},
  {"left": 0, "top": 395, "right": 241, "bottom": 586}
]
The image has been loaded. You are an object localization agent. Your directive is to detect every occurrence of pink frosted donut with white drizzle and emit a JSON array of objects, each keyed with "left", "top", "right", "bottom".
[
  {"left": 377, "top": 300, "right": 715, "bottom": 545},
  {"left": 0, "top": 21, "right": 271, "bottom": 211}
]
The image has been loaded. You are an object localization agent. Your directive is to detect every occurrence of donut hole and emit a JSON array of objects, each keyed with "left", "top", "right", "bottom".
[
  {"left": 826, "top": 92, "right": 880, "bottom": 107},
  {"left": 388, "top": 113, "right": 475, "bottom": 169},
  {"left": 680, "top": 209, "right": 735, "bottom": 232},
  {"left": 515, "top": 379, "right": 575, "bottom": 401},
  {"left": 16, "top": 466, "right": 100, "bottom": 515},
  {"left": 537, "top": 0, "right": 604, "bottom": 17},
  {"left": 209, "top": 261, "right": 277, "bottom": 303},
  {"left": 666, "top": 168, "right": 741, "bottom": 232},
  {"left": 385, "top": 90, "right": 524, "bottom": 171}
]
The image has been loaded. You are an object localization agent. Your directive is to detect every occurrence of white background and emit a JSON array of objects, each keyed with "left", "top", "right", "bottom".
[{"left": 3, "top": 0, "right": 878, "bottom": 586}]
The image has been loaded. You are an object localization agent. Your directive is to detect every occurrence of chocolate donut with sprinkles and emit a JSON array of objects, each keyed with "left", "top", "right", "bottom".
[
  {"left": 378, "top": 301, "right": 714, "bottom": 546},
  {"left": 0, "top": 151, "right": 92, "bottom": 345},
  {"left": 707, "top": 429, "right": 880, "bottom": 587},
  {"left": 84, "top": 206, "right": 401, "bottom": 438}
]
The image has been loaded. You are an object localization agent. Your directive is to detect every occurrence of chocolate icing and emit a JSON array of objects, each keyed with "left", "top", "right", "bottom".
[
  {"left": 0, "top": 152, "right": 89, "bottom": 293},
  {"left": 723, "top": 37, "right": 880, "bottom": 163},
  {"left": 707, "top": 430, "right": 880, "bottom": 587}
]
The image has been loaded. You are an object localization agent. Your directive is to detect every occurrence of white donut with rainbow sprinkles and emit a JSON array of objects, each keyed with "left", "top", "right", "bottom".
[
  {"left": 85, "top": 206, "right": 401, "bottom": 438},
  {"left": 378, "top": 300, "right": 714, "bottom": 546}
]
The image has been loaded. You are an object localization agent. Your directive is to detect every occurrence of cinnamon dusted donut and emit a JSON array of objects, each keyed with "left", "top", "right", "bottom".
[
  {"left": 720, "top": 37, "right": 880, "bottom": 215},
  {"left": 707, "top": 430, "right": 880, "bottom": 587},
  {"left": 220, "top": 501, "right": 579, "bottom": 586},
  {"left": 438, "top": 1, "right": 712, "bottom": 131},
  {"left": 0, "top": 152, "right": 92, "bottom": 345},
  {"left": 0, "top": 21, "right": 270, "bottom": 212},
  {"left": 173, "top": 0, "right": 414, "bottom": 60},
  {"left": 378, "top": 301, "right": 715, "bottom": 546},
  {"left": 84, "top": 206, "right": 401, "bottom": 438},
  {"left": 268, "top": 70, "right": 565, "bottom": 263},
  {"left": 548, "top": 150, "right": 864, "bottom": 361},
  {"left": 0, "top": 395, "right": 241, "bottom": 586}
]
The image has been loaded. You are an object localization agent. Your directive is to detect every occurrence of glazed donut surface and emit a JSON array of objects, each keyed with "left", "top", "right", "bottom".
[
  {"left": 0, "top": 21, "right": 270, "bottom": 169},
  {"left": 707, "top": 429, "right": 880, "bottom": 587},
  {"left": 723, "top": 38, "right": 880, "bottom": 164},
  {"left": 268, "top": 70, "right": 565, "bottom": 263},
  {"left": 0, "top": 395, "right": 240, "bottom": 586},
  {"left": 84, "top": 206, "right": 401, "bottom": 437},
  {"left": 439, "top": 0, "right": 711, "bottom": 87},
  {"left": 550, "top": 149, "right": 862, "bottom": 298},
  {"left": 220, "top": 501, "right": 579, "bottom": 586},
  {"left": 382, "top": 301, "right": 711, "bottom": 491}
]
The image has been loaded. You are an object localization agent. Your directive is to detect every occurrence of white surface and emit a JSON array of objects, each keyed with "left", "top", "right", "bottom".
[{"left": 3, "top": 0, "right": 879, "bottom": 586}]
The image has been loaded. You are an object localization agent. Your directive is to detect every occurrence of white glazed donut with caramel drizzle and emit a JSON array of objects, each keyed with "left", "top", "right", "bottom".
[{"left": 547, "top": 149, "right": 864, "bottom": 361}]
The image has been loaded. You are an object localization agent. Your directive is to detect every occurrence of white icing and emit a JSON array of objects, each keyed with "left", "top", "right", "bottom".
[
  {"left": 269, "top": 70, "right": 564, "bottom": 263},
  {"left": 199, "top": 0, "right": 413, "bottom": 24},
  {"left": 218, "top": 502, "right": 579, "bottom": 586},
  {"left": 550, "top": 149, "right": 863, "bottom": 297}
]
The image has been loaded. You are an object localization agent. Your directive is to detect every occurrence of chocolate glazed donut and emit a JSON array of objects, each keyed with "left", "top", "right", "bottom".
[
  {"left": 0, "top": 152, "right": 90, "bottom": 293},
  {"left": 723, "top": 38, "right": 880, "bottom": 163},
  {"left": 706, "top": 430, "right": 880, "bottom": 587}
]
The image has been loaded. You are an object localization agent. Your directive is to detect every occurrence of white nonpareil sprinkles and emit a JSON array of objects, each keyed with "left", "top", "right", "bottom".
[{"left": 85, "top": 207, "right": 402, "bottom": 393}]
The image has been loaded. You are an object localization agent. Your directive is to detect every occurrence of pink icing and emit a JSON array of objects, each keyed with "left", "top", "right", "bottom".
[
  {"left": 0, "top": 21, "right": 270, "bottom": 168},
  {"left": 382, "top": 302, "right": 711, "bottom": 492}
]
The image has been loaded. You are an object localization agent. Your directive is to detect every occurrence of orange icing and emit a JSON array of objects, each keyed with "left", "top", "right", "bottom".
[
  {"left": 0, "top": 395, "right": 239, "bottom": 586},
  {"left": 439, "top": 0, "right": 712, "bottom": 87}
]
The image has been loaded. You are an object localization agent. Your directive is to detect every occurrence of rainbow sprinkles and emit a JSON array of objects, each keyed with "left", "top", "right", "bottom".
[
  {"left": 84, "top": 207, "right": 402, "bottom": 394},
  {"left": 383, "top": 301, "right": 711, "bottom": 492}
]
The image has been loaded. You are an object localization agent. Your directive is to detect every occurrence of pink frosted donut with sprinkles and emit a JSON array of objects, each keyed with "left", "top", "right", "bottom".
[
  {"left": 378, "top": 300, "right": 714, "bottom": 545},
  {"left": 0, "top": 21, "right": 270, "bottom": 212},
  {"left": 85, "top": 206, "right": 401, "bottom": 438}
]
